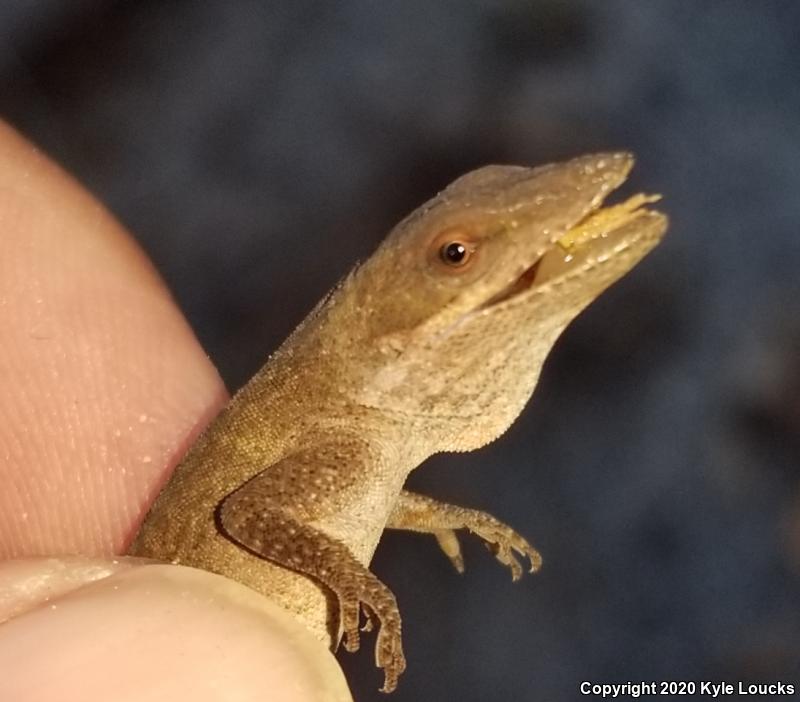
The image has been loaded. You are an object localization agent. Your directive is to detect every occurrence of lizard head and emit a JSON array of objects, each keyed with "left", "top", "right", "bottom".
[{"left": 327, "top": 153, "right": 668, "bottom": 451}]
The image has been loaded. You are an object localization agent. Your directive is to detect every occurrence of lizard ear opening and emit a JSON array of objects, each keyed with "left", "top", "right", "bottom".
[{"left": 375, "top": 329, "right": 412, "bottom": 358}]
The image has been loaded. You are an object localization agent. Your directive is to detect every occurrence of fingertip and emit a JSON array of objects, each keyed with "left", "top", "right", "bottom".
[
  {"left": 0, "top": 559, "right": 353, "bottom": 702},
  {"left": 0, "top": 120, "right": 227, "bottom": 557}
]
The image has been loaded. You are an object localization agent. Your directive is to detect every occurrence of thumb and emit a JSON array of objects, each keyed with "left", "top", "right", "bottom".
[{"left": 0, "top": 558, "right": 352, "bottom": 702}]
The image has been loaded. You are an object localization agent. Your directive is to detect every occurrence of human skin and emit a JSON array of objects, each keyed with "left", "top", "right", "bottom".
[{"left": 0, "top": 120, "right": 351, "bottom": 702}]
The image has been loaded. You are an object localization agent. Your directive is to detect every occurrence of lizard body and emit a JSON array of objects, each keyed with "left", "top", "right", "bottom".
[{"left": 129, "top": 153, "right": 667, "bottom": 692}]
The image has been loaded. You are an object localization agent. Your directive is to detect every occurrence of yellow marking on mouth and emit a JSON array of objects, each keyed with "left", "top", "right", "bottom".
[{"left": 557, "top": 193, "right": 662, "bottom": 254}]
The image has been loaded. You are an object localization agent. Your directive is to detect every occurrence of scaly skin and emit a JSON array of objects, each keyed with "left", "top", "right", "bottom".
[{"left": 129, "top": 153, "right": 668, "bottom": 692}]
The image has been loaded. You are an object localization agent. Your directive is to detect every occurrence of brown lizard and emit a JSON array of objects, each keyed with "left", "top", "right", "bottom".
[{"left": 128, "top": 152, "right": 667, "bottom": 692}]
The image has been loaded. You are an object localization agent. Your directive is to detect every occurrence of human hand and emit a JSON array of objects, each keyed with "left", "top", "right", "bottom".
[{"left": 0, "top": 120, "right": 351, "bottom": 702}]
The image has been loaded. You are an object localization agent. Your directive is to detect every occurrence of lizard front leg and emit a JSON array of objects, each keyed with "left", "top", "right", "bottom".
[
  {"left": 216, "top": 440, "right": 406, "bottom": 693},
  {"left": 387, "top": 490, "right": 542, "bottom": 580}
]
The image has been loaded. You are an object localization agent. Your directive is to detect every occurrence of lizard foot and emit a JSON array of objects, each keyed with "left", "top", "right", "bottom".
[
  {"left": 337, "top": 575, "right": 406, "bottom": 693},
  {"left": 388, "top": 491, "right": 542, "bottom": 580},
  {"left": 463, "top": 512, "right": 542, "bottom": 580}
]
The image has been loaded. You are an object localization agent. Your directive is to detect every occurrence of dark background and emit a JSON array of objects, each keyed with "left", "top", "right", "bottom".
[{"left": 3, "top": 2, "right": 799, "bottom": 700}]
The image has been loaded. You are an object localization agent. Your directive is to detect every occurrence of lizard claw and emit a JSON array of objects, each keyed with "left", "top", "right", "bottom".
[
  {"left": 467, "top": 514, "right": 542, "bottom": 580},
  {"left": 361, "top": 610, "right": 376, "bottom": 633}
]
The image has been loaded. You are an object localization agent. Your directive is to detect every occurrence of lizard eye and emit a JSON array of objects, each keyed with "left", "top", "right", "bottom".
[
  {"left": 431, "top": 228, "right": 478, "bottom": 271},
  {"left": 440, "top": 241, "right": 471, "bottom": 265}
]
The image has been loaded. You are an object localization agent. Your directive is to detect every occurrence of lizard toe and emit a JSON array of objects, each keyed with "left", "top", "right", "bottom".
[
  {"left": 376, "top": 618, "right": 406, "bottom": 694},
  {"left": 433, "top": 528, "right": 465, "bottom": 573},
  {"left": 339, "top": 597, "right": 362, "bottom": 652}
]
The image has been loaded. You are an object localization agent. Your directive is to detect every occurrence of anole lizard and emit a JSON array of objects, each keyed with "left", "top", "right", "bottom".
[{"left": 129, "top": 152, "right": 667, "bottom": 692}]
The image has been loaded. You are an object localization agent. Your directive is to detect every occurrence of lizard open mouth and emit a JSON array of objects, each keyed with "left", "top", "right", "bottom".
[{"left": 484, "top": 193, "right": 662, "bottom": 307}]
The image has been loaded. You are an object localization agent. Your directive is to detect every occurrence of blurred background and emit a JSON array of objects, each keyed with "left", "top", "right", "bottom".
[{"left": 2, "top": 1, "right": 799, "bottom": 699}]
